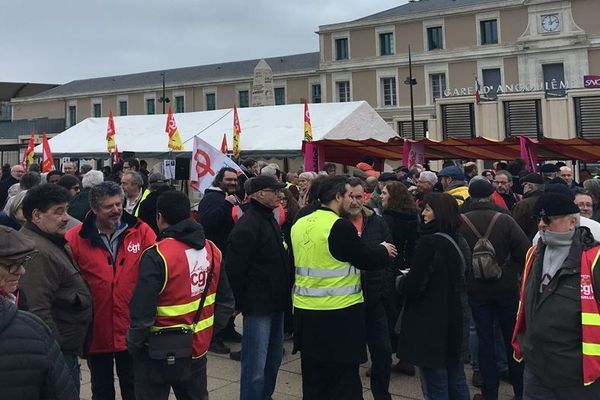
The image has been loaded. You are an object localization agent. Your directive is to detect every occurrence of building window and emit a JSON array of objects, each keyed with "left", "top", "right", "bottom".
[
  {"left": 442, "top": 103, "right": 476, "bottom": 139},
  {"left": 93, "top": 103, "right": 101, "bottom": 118},
  {"left": 68, "top": 105, "right": 77, "bottom": 127},
  {"left": 379, "top": 32, "right": 394, "bottom": 56},
  {"left": 335, "top": 38, "right": 349, "bottom": 60},
  {"left": 399, "top": 120, "right": 428, "bottom": 139},
  {"left": 146, "top": 99, "right": 155, "bottom": 115},
  {"left": 543, "top": 63, "right": 566, "bottom": 96},
  {"left": 0, "top": 101, "right": 10, "bottom": 121},
  {"left": 119, "top": 100, "right": 127, "bottom": 116},
  {"left": 504, "top": 100, "right": 542, "bottom": 137},
  {"left": 275, "top": 87, "right": 285, "bottom": 105},
  {"left": 381, "top": 77, "right": 397, "bottom": 107},
  {"left": 575, "top": 97, "right": 600, "bottom": 138},
  {"left": 336, "top": 81, "right": 351, "bottom": 102},
  {"left": 311, "top": 84, "right": 322, "bottom": 103},
  {"left": 205, "top": 93, "right": 216, "bottom": 111},
  {"left": 480, "top": 19, "right": 498, "bottom": 45},
  {"left": 482, "top": 68, "right": 502, "bottom": 99},
  {"left": 427, "top": 26, "right": 443, "bottom": 50},
  {"left": 174, "top": 96, "right": 185, "bottom": 113},
  {"left": 238, "top": 90, "right": 249, "bottom": 108},
  {"left": 430, "top": 73, "right": 447, "bottom": 102}
]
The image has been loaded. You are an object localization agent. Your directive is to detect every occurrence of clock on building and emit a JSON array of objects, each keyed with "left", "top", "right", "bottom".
[{"left": 541, "top": 14, "right": 560, "bottom": 33}]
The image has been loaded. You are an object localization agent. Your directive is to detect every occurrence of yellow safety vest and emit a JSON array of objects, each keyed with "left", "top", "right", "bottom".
[
  {"left": 291, "top": 209, "right": 363, "bottom": 311},
  {"left": 133, "top": 188, "right": 152, "bottom": 217}
]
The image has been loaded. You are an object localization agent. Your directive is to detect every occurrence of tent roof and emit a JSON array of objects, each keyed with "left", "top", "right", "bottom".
[{"left": 36, "top": 101, "right": 399, "bottom": 158}]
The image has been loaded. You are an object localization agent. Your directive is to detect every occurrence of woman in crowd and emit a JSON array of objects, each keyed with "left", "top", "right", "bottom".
[
  {"left": 395, "top": 192, "right": 471, "bottom": 400},
  {"left": 0, "top": 190, "right": 27, "bottom": 230},
  {"left": 481, "top": 170, "right": 495, "bottom": 183},
  {"left": 583, "top": 178, "right": 600, "bottom": 222},
  {"left": 297, "top": 171, "right": 317, "bottom": 208}
]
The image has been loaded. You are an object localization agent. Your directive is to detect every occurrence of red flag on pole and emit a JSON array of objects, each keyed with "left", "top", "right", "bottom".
[
  {"left": 22, "top": 129, "right": 36, "bottom": 168},
  {"left": 232, "top": 104, "right": 241, "bottom": 159},
  {"left": 304, "top": 100, "right": 313, "bottom": 142},
  {"left": 106, "top": 111, "right": 116, "bottom": 153},
  {"left": 165, "top": 106, "right": 184, "bottom": 151},
  {"left": 220, "top": 133, "right": 228, "bottom": 154},
  {"left": 113, "top": 144, "right": 120, "bottom": 164},
  {"left": 41, "top": 132, "right": 55, "bottom": 173}
]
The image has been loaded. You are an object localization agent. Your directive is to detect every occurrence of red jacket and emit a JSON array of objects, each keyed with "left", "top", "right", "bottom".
[{"left": 66, "top": 212, "right": 156, "bottom": 354}]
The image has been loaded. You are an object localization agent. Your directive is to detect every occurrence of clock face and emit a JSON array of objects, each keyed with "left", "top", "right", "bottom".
[{"left": 541, "top": 14, "right": 560, "bottom": 33}]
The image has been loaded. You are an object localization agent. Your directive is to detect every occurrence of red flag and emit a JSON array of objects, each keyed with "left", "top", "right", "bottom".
[
  {"left": 233, "top": 104, "right": 241, "bottom": 158},
  {"left": 41, "top": 132, "right": 55, "bottom": 173},
  {"left": 113, "top": 144, "right": 120, "bottom": 164},
  {"left": 304, "top": 100, "right": 313, "bottom": 142},
  {"left": 22, "top": 129, "right": 36, "bottom": 167},
  {"left": 165, "top": 106, "right": 184, "bottom": 151},
  {"left": 220, "top": 133, "right": 228, "bottom": 154},
  {"left": 106, "top": 111, "right": 116, "bottom": 153}
]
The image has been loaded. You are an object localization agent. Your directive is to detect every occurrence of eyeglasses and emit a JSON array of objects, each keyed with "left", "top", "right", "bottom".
[
  {"left": 536, "top": 215, "right": 554, "bottom": 225},
  {"left": 493, "top": 180, "right": 510, "bottom": 185},
  {"left": 0, "top": 255, "right": 33, "bottom": 274}
]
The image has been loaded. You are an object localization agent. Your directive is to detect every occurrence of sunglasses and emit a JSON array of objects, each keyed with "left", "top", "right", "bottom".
[
  {"left": 0, "top": 255, "right": 33, "bottom": 274},
  {"left": 536, "top": 215, "right": 554, "bottom": 225}
]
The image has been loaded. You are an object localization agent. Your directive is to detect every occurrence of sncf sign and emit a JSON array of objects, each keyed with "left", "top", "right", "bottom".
[{"left": 584, "top": 75, "right": 600, "bottom": 89}]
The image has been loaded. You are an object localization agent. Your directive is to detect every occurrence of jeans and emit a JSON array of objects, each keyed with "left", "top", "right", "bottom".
[
  {"left": 366, "top": 301, "right": 392, "bottom": 400},
  {"left": 62, "top": 352, "right": 81, "bottom": 397},
  {"left": 470, "top": 299, "right": 523, "bottom": 400},
  {"left": 133, "top": 351, "right": 208, "bottom": 400},
  {"left": 419, "top": 363, "right": 470, "bottom": 400},
  {"left": 301, "top": 358, "right": 363, "bottom": 400},
  {"left": 240, "top": 312, "right": 284, "bottom": 400},
  {"left": 87, "top": 351, "right": 135, "bottom": 400},
  {"left": 469, "top": 313, "right": 509, "bottom": 373}
]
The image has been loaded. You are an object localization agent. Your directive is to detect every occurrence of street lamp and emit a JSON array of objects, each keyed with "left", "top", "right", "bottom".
[
  {"left": 158, "top": 72, "right": 170, "bottom": 113},
  {"left": 404, "top": 45, "right": 417, "bottom": 140}
]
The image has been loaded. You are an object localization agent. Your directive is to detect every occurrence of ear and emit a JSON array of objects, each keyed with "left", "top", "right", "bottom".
[{"left": 31, "top": 208, "right": 42, "bottom": 224}]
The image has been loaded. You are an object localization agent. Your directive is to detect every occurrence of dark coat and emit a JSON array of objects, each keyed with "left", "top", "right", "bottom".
[
  {"left": 225, "top": 200, "right": 292, "bottom": 315},
  {"left": 198, "top": 188, "right": 236, "bottom": 253},
  {"left": 460, "top": 202, "right": 531, "bottom": 302},
  {"left": 67, "top": 187, "right": 91, "bottom": 222},
  {"left": 381, "top": 208, "right": 418, "bottom": 270},
  {"left": 0, "top": 175, "right": 18, "bottom": 208},
  {"left": 396, "top": 222, "right": 471, "bottom": 368},
  {"left": 512, "top": 190, "right": 543, "bottom": 241},
  {"left": 137, "top": 185, "right": 173, "bottom": 236},
  {"left": 0, "top": 298, "right": 78, "bottom": 400}
]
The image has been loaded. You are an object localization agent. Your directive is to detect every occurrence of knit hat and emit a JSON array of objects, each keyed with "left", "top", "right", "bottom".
[
  {"left": 520, "top": 173, "right": 544, "bottom": 185},
  {"left": 468, "top": 178, "right": 494, "bottom": 198},
  {"left": 0, "top": 226, "right": 37, "bottom": 260},
  {"left": 534, "top": 193, "right": 580, "bottom": 217},
  {"left": 438, "top": 166, "right": 464, "bottom": 180}
]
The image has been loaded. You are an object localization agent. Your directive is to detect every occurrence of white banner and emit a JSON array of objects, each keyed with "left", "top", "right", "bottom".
[{"left": 190, "top": 136, "right": 243, "bottom": 192}]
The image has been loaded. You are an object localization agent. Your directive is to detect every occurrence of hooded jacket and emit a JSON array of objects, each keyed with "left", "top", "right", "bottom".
[{"left": 0, "top": 297, "right": 78, "bottom": 400}]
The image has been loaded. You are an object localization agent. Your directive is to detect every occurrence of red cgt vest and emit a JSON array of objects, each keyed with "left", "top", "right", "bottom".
[
  {"left": 151, "top": 238, "right": 221, "bottom": 358},
  {"left": 512, "top": 245, "right": 600, "bottom": 385}
]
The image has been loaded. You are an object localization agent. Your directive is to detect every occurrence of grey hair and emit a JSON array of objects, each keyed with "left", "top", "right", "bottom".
[
  {"left": 495, "top": 170, "right": 513, "bottom": 182},
  {"left": 419, "top": 171, "right": 437, "bottom": 185},
  {"left": 89, "top": 181, "right": 124, "bottom": 211},
  {"left": 260, "top": 165, "right": 278, "bottom": 177},
  {"left": 583, "top": 179, "right": 600, "bottom": 202},
  {"left": 298, "top": 171, "right": 317, "bottom": 181},
  {"left": 82, "top": 170, "right": 104, "bottom": 189},
  {"left": 123, "top": 171, "right": 143, "bottom": 187},
  {"left": 8, "top": 190, "right": 28, "bottom": 218}
]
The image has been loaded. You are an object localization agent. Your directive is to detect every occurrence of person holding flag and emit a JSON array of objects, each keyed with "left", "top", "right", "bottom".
[{"left": 165, "top": 106, "right": 184, "bottom": 151}]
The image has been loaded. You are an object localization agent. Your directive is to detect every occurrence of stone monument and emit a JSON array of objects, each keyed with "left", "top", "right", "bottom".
[{"left": 251, "top": 59, "right": 275, "bottom": 107}]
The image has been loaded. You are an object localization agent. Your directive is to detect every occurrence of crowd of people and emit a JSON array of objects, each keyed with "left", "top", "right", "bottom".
[{"left": 1, "top": 155, "right": 600, "bottom": 400}]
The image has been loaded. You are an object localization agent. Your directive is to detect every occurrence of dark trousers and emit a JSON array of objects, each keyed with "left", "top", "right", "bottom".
[
  {"left": 133, "top": 352, "right": 208, "bottom": 400},
  {"left": 366, "top": 301, "right": 392, "bottom": 400},
  {"left": 523, "top": 367, "right": 600, "bottom": 400},
  {"left": 470, "top": 298, "right": 524, "bottom": 400},
  {"left": 301, "top": 357, "right": 363, "bottom": 400},
  {"left": 87, "top": 351, "right": 135, "bottom": 400}
]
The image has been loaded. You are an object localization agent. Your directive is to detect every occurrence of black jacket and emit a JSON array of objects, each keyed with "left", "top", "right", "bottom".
[
  {"left": 127, "top": 218, "right": 235, "bottom": 357},
  {"left": 512, "top": 190, "right": 543, "bottom": 242},
  {"left": 381, "top": 208, "right": 418, "bottom": 270},
  {"left": 68, "top": 188, "right": 91, "bottom": 222},
  {"left": 0, "top": 175, "right": 18, "bottom": 208},
  {"left": 137, "top": 185, "right": 173, "bottom": 236},
  {"left": 396, "top": 222, "right": 471, "bottom": 368},
  {"left": 0, "top": 298, "right": 78, "bottom": 400},
  {"left": 198, "top": 188, "right": 236, "bottom": 252},
  {"left": 460, "top": 202, "right": 530, "bottom": 302},
  {"left": 225, "top": 200, "right": 292, "bottom": 315}
]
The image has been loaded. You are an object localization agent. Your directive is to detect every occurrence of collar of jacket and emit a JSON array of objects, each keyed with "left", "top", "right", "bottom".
[
  {"left": 78, "top": 210, "right": 137, "bottom": 247},
  {"left": 447, "top": 180, "right": 467, "bottom": 191},
  {"left": 24, "top": 221, "right": 68, "bottom": 248},
  {"left": 418, "top": 219, "right": 439, "bottom": 235},
  {"left": 523, "top": 189, "right": 543, "bottom": 199},
  {"left": 250, "top": 199, "right": 277, "bottom": 216}
]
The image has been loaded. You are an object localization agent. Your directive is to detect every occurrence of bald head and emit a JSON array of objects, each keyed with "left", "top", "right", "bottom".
[{"left": 559, "top": 166, "right": 573, "bottom": 186}]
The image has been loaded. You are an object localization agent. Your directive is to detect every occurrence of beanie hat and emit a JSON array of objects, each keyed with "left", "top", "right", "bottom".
[{"left": 468, "top": 178, "right": 494, "bottom": 198}]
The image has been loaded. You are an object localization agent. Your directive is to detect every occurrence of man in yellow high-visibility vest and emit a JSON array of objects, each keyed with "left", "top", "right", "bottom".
[{"left": 291, "top": 175, "right": 397, "bottom": 400}]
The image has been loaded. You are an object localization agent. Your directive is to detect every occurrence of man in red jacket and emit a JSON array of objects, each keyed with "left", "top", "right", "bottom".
[{"left": 66, "top": 181, "right": 156, "bottom": 400}]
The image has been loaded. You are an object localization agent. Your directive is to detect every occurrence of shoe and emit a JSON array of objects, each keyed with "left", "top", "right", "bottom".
[
  {"left": 472, "top": 394, "right": 485, "bottom": 400},
  {"left": 472, "top": 370, "right": 483, "bottom": 388},
  {"left": 209, "top": 340, "right": 230, "bottom": 354},
  {"left": 221, "top": 329, "right": 242, "bottom": 343},
  {"left": 229, "top": 350, "right": 241, "bottom": 361},
  {"left": 392, "top": 360, "right": 416, "bottom": 376}
]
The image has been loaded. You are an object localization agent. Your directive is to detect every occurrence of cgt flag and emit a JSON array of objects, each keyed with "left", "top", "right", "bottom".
[
  {"left": 220, "top": 133, "right": 228, "bottom": 154},
  {"left": 106, "top": 111, "right": 116, "bottom": 153},
  {"left": 22, "top": 129, "right": 36, "bottom": 168},
  {"left": 232, "top": 104, "right": 241, "bottom": 159},
  {"left": 113, "top": 144, "right": 120, "bottom": 164},
  {"left": 165, "top": 106, "right": 184, "bottom": 151},
  {"left": 190, "top": 136, "right": 243, "bottom": 193},
  {"left": 304, "top": 100, "right": 313, "bottom": 141},
  {"left": 41, "top": 132, "right": 55, "bottom": 173}
]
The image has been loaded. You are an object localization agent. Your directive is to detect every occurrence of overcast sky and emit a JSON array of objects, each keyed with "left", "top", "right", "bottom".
[{"left": 4, "top": 1, "right": 405, "bottom": 84}]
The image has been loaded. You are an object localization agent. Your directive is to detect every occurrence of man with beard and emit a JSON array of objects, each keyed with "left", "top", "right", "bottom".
[
  {"left": 291, "top": 176, "right": 397, "bottom": 400},
  {"left": 18, "top": 184, "right": 93, "bottom": 396},
  {"left": 66, "top": 181, "right": 156, "bottom": 400},
  {"left": 492, "top": 170, "right": 520, "bottom": 211}
]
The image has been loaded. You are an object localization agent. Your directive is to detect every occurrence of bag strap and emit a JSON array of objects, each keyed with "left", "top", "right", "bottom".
[
  {"left": 483, "top": 213, "right": 502, "bottom": 241},
  {"left": 435, "top": 233, "right": 467, "bottom": 274},
  {"left": 192, "top": 241, "right": 215, "bottom": 327},
  {"left": 461, "top": 214, "right": 482, "bottom": 239}
]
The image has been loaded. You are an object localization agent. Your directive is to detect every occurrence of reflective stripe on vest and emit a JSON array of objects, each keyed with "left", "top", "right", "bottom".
[
  {"left": 133, "top": 188, "right": 152, "bottom": 217},
  {"left": 151, "top": 238, "right": 221, "bottom": 358},
  {"left": 291, "top": 209, "right": 363, "bottom": 311}
]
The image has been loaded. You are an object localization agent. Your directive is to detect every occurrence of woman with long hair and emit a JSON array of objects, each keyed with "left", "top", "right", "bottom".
[{"left": 395, "top": 192, "right": 471, "bottom": 400}]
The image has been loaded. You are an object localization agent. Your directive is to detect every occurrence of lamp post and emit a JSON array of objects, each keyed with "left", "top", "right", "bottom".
[
  {"left": 158, "top": 72, "right": 170, "bottom": 113},
  {"left": 403, "top": 45, "right": 417, "bottom": 140}
]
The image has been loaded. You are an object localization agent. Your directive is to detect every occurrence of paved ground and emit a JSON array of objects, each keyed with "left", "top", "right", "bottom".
[{"left": 79, "top": 337, "right": 515, "bottom": 399}]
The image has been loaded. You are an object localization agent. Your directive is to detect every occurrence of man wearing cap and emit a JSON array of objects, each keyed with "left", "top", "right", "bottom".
[
  {"left": 539, "top": 164, "right": 557, "bottom": 182},
  {"left": 0, "top": 227, "right": 78, "bottom": 400},
  {"left": 460, "top": 179, "right": 530, "bottom": 400},
  {"left": 137, "top": 172, "right": 173, "bottom": 236},
  {"left": 438, "top": 165, "right": 470, "bottom": 205},
  {"left": 512, "top": 173, "right": 545, "bottom": 241},
  {"left": 513, "top": 193, "right": 600, "bottom": 398},
  {"left": 224, "top": 175, "right": 292, "bottom": 400}
]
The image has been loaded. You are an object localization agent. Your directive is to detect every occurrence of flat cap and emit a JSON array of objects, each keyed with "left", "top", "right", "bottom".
[
  {"left": 0, "top": 226, "right": 37, "bottom": 260},
  {"left": 438, "top": 166, "right": 464, "bottom": 180},
  {"left": 378, "top": 172, "right": 398, "bottom": 182},
  {"left": 520, "top": 173, "right": 544, "bottom": 185},
  {"left": 534, "top": 193, "right": 580, "bottom": 217},
  {"left": 540, "top": 164, "right": 557, "bottom": 173},
  {"left": 246, "top": 175, "right": 285, "bottom": 195}
]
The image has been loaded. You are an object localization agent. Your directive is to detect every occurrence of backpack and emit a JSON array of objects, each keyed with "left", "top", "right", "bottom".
[{"left": 461, "top": 213, "right": 503, "bottom": 281}]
